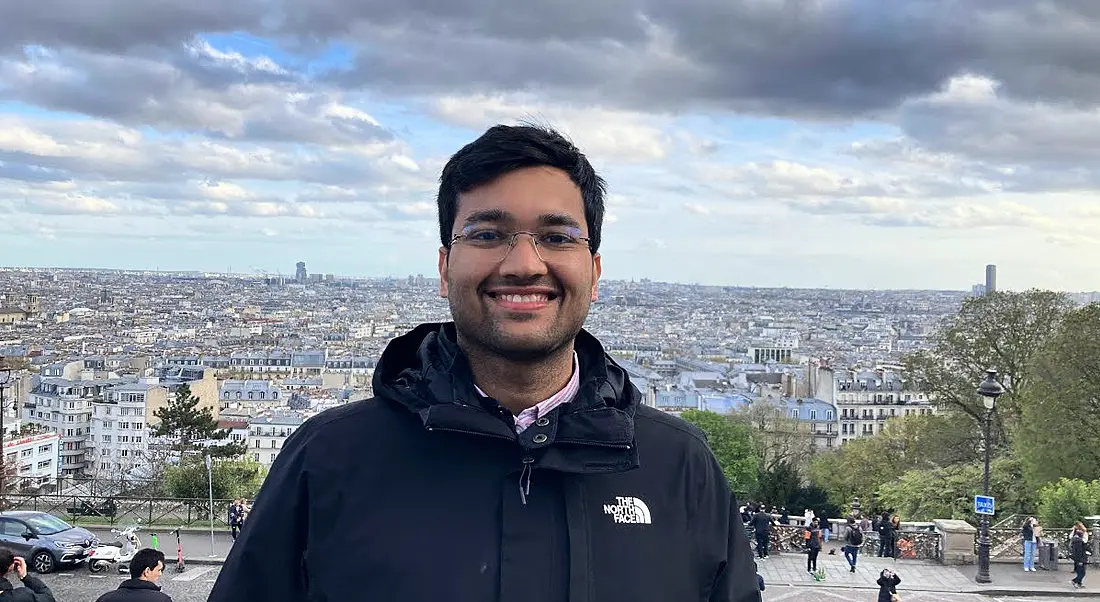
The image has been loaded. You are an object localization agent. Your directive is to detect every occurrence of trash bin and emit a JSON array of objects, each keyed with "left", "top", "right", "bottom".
[{"left": 1037, "top": 541, "right": 1059, "bottom": 570}]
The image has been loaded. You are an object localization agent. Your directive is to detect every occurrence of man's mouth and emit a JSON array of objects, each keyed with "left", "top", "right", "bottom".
[{"left": 486, "top": 291, "right": 558, "bottom": 311}]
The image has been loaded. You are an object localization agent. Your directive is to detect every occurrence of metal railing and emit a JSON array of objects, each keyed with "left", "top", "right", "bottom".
[
  {"left": 756, "top": 524, "right": 942, "bottom": 561},
  {"left": 0, "top": 493, "right": 235, "bottom": 528}
]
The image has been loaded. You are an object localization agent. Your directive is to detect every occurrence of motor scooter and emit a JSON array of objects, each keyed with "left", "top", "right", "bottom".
[{"left": 87, "top": 522, "right": 141, "bottom": 574}]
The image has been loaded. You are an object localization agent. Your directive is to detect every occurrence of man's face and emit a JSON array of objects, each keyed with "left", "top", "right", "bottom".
[
  {"left": 439, "top": 166, "right": 601, "bottom": 362},
  {"left": 144, "top": 560, "right": 164, "bottom": 584}
]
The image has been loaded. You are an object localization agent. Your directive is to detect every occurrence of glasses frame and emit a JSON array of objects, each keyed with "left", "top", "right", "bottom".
[{"left": 449, "top": 226, "right": 592, "bottom": 263}]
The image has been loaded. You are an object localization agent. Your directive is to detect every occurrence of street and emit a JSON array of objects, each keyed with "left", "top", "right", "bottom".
[
  {"left": 88, "top": 527, "right": 235, "bottom": 560},
  {"left": 763, "top": 586, "right": 1078, "bottom": 601}
]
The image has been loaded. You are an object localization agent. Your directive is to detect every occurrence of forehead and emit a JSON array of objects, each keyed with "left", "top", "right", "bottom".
[{"left": 455, "top": 166, "right": 584, "bottom": 225}]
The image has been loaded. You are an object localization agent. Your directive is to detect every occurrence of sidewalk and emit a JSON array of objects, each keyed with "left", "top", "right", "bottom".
[{"left": 756, "top": 546, "right": 1100, "bottom": 597}]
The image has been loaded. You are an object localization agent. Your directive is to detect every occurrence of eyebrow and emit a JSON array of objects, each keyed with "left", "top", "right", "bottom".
[{"left": 461, "top": 209, "right": 583, "bottom": 230}]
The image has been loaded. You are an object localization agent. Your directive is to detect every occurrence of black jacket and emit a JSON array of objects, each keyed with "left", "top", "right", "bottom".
[
  {"left": 208, "top": 323, "right": 761, "bottom": 602},
  {"left": 876, "top": 574, "right": 901, "bottom": 602},
  {"left": 94, "top": 579, "right": 172, "bottom": 602},
  {"left": 0, "top": 575, "right": 55, "bottom": 602}
]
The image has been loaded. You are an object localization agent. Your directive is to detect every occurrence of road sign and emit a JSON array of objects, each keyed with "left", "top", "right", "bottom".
[{"left": 975, "top": 495, "right": 995, "bottom": 515}]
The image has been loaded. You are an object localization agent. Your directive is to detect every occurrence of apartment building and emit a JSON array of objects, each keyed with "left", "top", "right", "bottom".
[
  {"left": 2, "top": 432, "right": 60, "bottom": 490},
  {"left": 87, "top": 380, "right": 167, "bottom": 478},
  {"left": 23, "top": 377, "right": 112, "bottom": 477},
  {"left": 832, "top": 368, "right": 936, "bottom": 445},
  {"left": 247, "top": 413, "right": 305, "bottom": 468}
]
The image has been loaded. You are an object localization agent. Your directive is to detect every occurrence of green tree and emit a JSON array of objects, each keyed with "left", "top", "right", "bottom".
[
  {"left": 164, "top": 459, "right": 267, "bottom": 500},
  {"left": 876, "top": 456, "right": 1033, "bottom": 521},
  {"left": 731, "top": 401, "right": 815, "bottom": 474},
  {"left": 680, "top": 410, "right": 760, "bottom": 495},
  {"left": 755, "top": 460, "right": 802, "bottom": 509},
  {"left": 1036, "top": 478, "right": 1100, "bottom": 528},
  {"left": 903, "top": 290, "right": 1072, "bottom": 444},
  {"left": 1014, "top": 304, "right": 1100, "bottom": 487},
  {"left": 153, "top": 384, "right": 246, "bottom": 461}
]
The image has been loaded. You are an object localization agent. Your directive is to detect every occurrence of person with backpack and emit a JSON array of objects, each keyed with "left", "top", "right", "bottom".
[{"left": 843, "top": 516, "right": 863, "bottom": 572}]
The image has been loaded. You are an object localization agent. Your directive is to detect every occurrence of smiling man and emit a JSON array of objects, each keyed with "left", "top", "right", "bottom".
[{"left": 207, "top": 124, "right": 761, "bottom": 602}]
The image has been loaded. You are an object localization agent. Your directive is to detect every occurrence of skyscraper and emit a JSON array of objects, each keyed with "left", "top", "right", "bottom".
[
  {"left": 985, "top": 264, "right": 997, "bottom": 295},
  {"left": 296, "top": 261, "right": 307, "bottom": 283}
]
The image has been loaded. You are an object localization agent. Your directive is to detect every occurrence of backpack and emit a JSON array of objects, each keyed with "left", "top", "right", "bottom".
[{"left": 849, "top": 527, "right": 864, "bottom": 546}]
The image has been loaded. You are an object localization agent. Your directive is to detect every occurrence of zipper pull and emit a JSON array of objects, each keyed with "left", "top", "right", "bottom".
[{"left": 519, "top": 456, "right": 534, "bottom": 506}]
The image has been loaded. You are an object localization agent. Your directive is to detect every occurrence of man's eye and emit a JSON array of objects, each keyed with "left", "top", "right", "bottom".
[
  {"left": 468, "top": 230, "right": 504, "bottom": 241},
  {"left": 542, "top": 233, "right": 576, "bottom": 245}
]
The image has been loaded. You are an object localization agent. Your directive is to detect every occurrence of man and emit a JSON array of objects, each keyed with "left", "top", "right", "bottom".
[
  {"left": 750, "top": 505, "right": 773, "bottom": 560},
  {"left": 843, "top": 516, "right": 864, "bottom": 572},
  {"left": 94, "top": 548, "right": 172, "bottom": 602},
  {"left": 208, "top": 124, "right": 761, "bottom": 601},
  {"left": 0, "top": 550, "right": 55, "bottom": 602},
  {"left": 227, "top": 499, "right": 244, "bottom": 540}
]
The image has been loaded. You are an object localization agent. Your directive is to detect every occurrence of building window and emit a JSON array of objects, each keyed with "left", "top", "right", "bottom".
[
  {"left": 790, "top": 409, "right": 799, "bottom": 419},
  {"left": 826, "top": 410, "right": 834, "bottom": 420},
  {"left": 810, "top": 410, "right": 817, "bottom": 420}
]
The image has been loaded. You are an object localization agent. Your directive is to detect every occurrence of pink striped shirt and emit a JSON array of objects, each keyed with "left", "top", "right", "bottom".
[{"left": 475, "top": 352, "right": 580, "bottom": 434}]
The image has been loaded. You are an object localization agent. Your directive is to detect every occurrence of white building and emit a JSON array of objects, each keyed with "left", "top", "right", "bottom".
[
  {"left": 2, "top": 432, "right": 60, "bottom": 490},
  {"left": 219, "top": 380, "right": 285, "bottom": 408},
  {"left": 24, "top": 378, "right": 114, "bottom": 477},
  {"left": 87, "top": 381, "right": 165, "bottom": 479},
  {"left": 247, "top": 414, "right": 305, "bottom": 468}
]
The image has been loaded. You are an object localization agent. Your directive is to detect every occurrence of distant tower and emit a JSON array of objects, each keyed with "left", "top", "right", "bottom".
[
  {"left": 985, "top": 265, "right": 997, "bottom": 295},
  {"left": 25, "top": 293, "right": 40, "bottom": 317},
  {"left": 295, "top": 262, "right": 307, "bottom": 283}
]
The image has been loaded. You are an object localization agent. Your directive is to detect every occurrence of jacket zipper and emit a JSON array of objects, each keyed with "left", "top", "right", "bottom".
[{"left": 426, "top": 426, "right": 536, "bottom": 505}]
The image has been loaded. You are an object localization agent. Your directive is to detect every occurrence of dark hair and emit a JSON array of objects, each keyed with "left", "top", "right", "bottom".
[
  {"left": 437, "top": 124, "right": 607, "bottom": 253},
  {"left": 130, "top": 548, "right": 165, "bottom": 579},
  {"left": 0, "top": 548, "right": 11, "bottom": 574}
]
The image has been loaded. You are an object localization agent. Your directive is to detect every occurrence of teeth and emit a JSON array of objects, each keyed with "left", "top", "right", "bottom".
[{"left": 499, "top": 294, "right": 548, "bottom": 303}]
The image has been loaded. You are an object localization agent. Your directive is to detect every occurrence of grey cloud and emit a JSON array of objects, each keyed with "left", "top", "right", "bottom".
[{"left": 0, "top": 48, "right": 392, "bottom": 147}]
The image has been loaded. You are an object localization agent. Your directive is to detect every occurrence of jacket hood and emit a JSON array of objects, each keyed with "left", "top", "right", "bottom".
[{"left": 372, "top": 322, "right": 641, "bottom": 474}]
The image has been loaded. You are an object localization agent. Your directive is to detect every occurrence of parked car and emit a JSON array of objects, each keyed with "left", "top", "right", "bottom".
[{"left": 0, "top": 511, "right": 98, "bottom": 573}]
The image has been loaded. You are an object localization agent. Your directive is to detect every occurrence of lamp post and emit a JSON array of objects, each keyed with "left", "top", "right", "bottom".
[
  {"left": 0, "top": 367, "right": 10, "bottom": 508},
  {"left": 975, "top": 368, "right": 1005, "bottom": 584}
]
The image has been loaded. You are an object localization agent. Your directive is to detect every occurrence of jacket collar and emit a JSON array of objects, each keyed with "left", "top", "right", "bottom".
[
  {"left": 120, "top": 578, "right": 162, "bottom": 591},
  {"left": 373, "top": 322, "right": 640, "bottom": 474}
]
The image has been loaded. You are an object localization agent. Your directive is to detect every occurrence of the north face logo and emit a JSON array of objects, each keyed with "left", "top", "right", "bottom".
[{"left": 603, "top": 496, "right": 652, "bottom": 524}]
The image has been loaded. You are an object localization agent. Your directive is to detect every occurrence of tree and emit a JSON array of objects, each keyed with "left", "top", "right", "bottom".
[
  {"left": 1014, "top": 304, "right": 1100, "bottom": 487},
  {"left": 679, "top": 410, "right": 760, "bottom": 496},
  {"left": 754, "top": 460, "right": 802, "bottom": 509},
  {"left": 1037, "top": 478, "right": 1100, "bottom": 528},
  {"left": 164, "top": 459, "right": 267, "bottom": 500},
  {"left": 903, "top": 290, "right": 1072, "bottom": 445},
  {"left": 875, "top": 456, "right": 1033, "bottom": 522},
  {"left": 153, "top": 384, "right": 246, "bottom": 461},
  {"left": 731, "top": 401, "right": 816, "bottom": 473}
]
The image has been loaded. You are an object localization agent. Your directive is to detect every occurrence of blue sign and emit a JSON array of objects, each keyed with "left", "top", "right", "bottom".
[{"left": 975, "top": 495, "right": 995, "bottom": 516}]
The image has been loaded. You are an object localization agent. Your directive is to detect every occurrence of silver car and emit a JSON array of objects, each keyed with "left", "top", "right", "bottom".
[{"left": 0, "top": 511, "right": 98, "bottom": 573}]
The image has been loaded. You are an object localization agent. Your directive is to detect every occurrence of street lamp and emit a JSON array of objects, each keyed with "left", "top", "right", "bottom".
[
  {"left": 0, "top": 367, "right": 10, "bottom": 508},
  {"left": 975, "top": 368, "right": 1005, "bottom": 584}
]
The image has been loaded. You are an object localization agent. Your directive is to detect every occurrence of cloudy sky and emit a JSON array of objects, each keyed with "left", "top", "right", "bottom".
[{"left": 2, "top": 1, "right": 1099, "bottom": 291}]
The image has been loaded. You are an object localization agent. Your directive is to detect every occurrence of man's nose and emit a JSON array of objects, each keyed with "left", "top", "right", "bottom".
[{"left": 498, "top": 233, "right": 548, "bottom": 276}]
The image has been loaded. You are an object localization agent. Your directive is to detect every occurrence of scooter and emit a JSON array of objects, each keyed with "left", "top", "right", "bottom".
[
  {"left": 87, "top": 523, "right": 141, "bottom": 574},
  {"left": 173, "top": 527, "right": 186, "bottom": 573}
]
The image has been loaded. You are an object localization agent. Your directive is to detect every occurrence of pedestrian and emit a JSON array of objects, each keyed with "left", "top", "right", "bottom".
[
  {"left": 752, "top": 504, "right": 774, "bottom": 560},
  {"left": 1071, "top": 522, "right": 1088, "bottom": 588},
  {"left": 94, "top": 548, "right": 173, "bottom": 601},
  {"left": 228, "top": 499, "right": 244, "bottom": 541},
  {"left": 1021, "top": 516, "right": 1038, "bottom": 572},
  {"left": 207, "top": 124, "right": 763, "bottom": 602},
  {"left": 778, "top": 507, "right": 790, "bottom": 525},
  {"left": 818, "top": 508, "right": 831, "bottom": 543},
  {"left": 876, "top": 568, "right": 901, "bottom": 602},
  {"left": 889, "top": 515, "right": 902, "bottom": 558},
  {"left": 842, "top": 516, "right": 863, "bottom": 572},
  {"left": 0, "top": 550, "right": 54, "bottom": 602},
  {"left": 877, "top": 512, "right": 892, "bottom": 557},
  {"left": 805, "top": 518, "right": 823, "bottom": 576}
]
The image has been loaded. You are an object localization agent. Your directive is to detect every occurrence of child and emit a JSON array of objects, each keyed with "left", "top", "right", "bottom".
[{"left": 877, "top": 568, "right": 901, "bottom": 602}]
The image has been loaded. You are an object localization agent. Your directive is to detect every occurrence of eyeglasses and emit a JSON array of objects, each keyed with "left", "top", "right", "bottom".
[{"left": 449, "top": 225, "right": 591, "bottom": 263}]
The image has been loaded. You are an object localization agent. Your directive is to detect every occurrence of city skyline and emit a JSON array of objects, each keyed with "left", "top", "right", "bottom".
[{"left": 2, "top": 3, "right": 1100, "bottom": 290}]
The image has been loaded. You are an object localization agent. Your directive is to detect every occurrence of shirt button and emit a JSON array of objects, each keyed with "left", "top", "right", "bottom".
[
  {"left": 532, "top": 434, "right": 548, "bottom": 444},
  {"left": 535, "top": 417, "right": 550, "bottom": 427}
]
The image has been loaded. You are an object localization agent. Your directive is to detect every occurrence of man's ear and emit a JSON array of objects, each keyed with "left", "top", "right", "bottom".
[{"left": 438, "top": 247, "right": 449, "bottom": 298}]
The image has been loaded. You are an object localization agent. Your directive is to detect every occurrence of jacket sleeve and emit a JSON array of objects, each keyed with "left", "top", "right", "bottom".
[
  {"left": 694, "top": 447, "right": 761, "bottom": 602},
  {"left": 18, "top": 575, "right": 57, "bottom": 602},
  {"left": 207, "top": 426, "right": 312, "bottom": 602}
]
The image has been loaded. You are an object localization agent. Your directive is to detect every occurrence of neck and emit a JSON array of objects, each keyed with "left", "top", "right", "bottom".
[{"left": 459, "top": 338, "right": 575, "bottom": 415}]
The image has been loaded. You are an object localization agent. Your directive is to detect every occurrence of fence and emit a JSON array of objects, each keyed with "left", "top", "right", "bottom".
[
  {"left": 980, "top": 527, "right": 1080, "bottom": 561},
  {"left": 0, "top": 493, "right": 235, "bottom": 528},
  {"left": 757, "top": 524, "right": 942, "bottom": 561}
]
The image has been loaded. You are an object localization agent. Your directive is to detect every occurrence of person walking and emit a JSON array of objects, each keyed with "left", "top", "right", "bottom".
[
  {"left": 751, "top": 504, "right": 773, "bottom": 560},
  {"left": 805, "top": 518, "right": 823, "bottom": 576},
  {"left": 1022, "top": 517, "right": 1038, "bottom": 572},
  {"left": 228, "top": 499, "right": 244, "bottom": 541},
  {"left": 818, "top": 508, "right": 831, "bottom": 544},
  {"left": 0, "top": 550, "right": 55, "bottom": 602},
  {"left": 94, "top": 548, "right": 173, "bottom": 602},
  {"left": 1071, "top": 522, "right": 1089, "bottom": 588},
  {"left": 207, "top": 124, "right": 763, "bottom": 602},
  {"left": 842, "top": 516, "right": 863, "bottom": 572}
]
